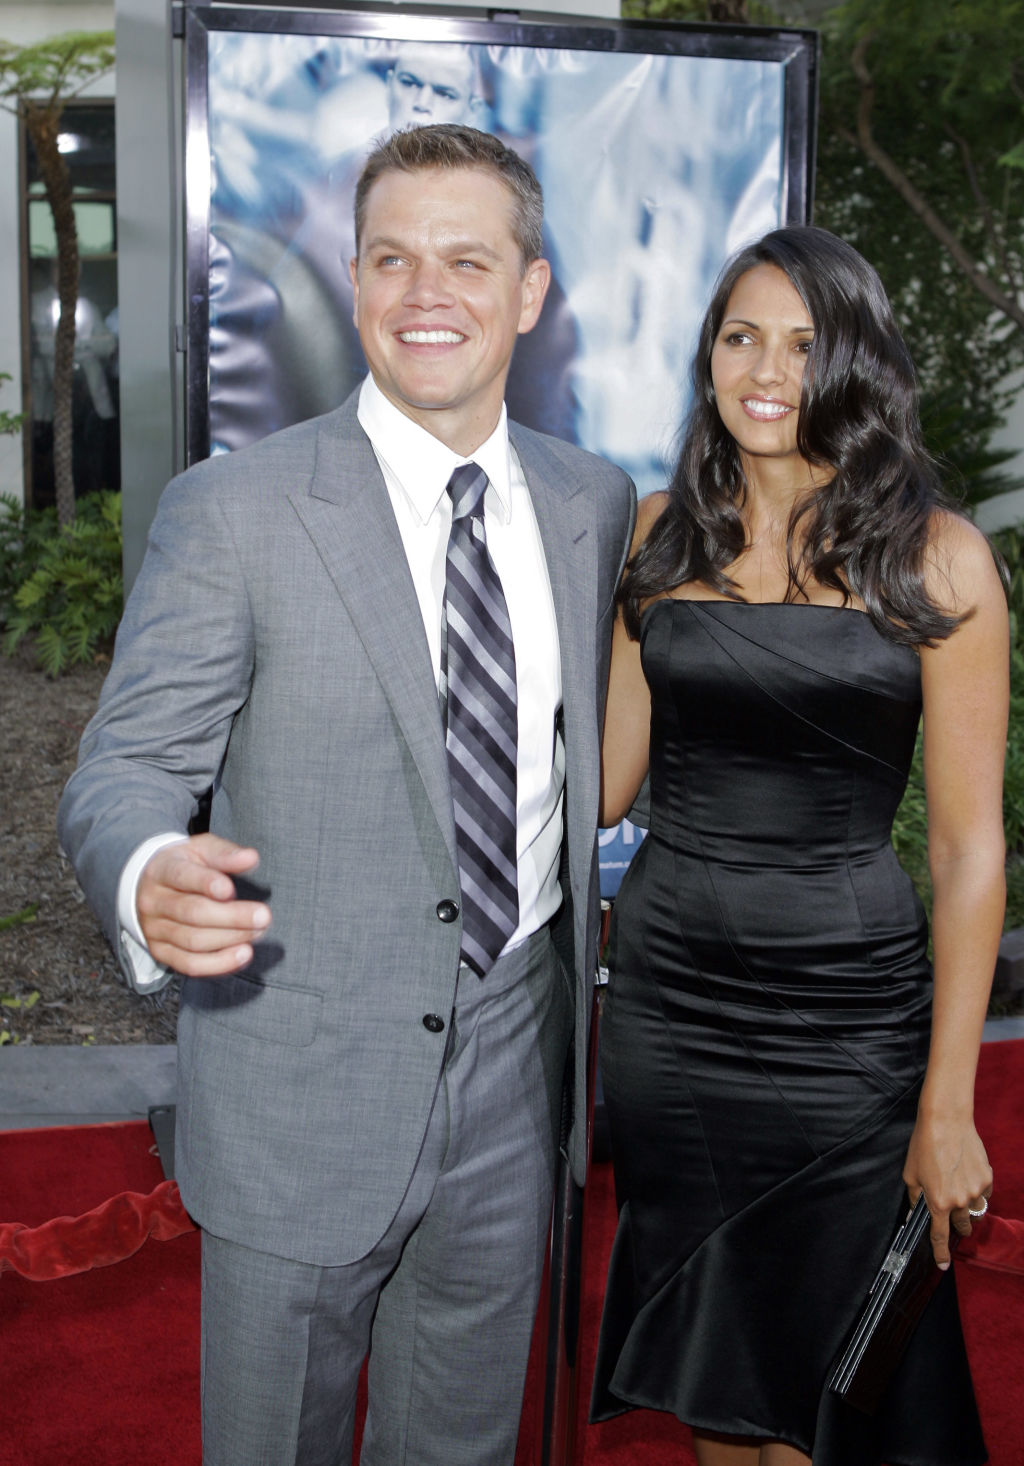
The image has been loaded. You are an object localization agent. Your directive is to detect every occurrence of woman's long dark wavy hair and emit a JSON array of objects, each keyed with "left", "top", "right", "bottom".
[{"left": 621, "top": 225, "right": 964, "bottom": 646}]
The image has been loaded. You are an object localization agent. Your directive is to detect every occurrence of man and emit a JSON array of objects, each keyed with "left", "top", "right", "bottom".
[
  {"left": 208, "top": 41, "right": 483, "bottom": 453},
  {"left": 59, "top": 124, "right": 634, "bottom": 1466},
  {"left": 384, "top": 42, "right": 480, "bottom": 129},
  {"left": 209, "top": 41, "right": 578, "bottom": 453}
]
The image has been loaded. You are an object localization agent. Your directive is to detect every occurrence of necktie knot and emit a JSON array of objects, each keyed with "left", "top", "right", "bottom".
[{"left": 447, "top": 462, "right": 488, "bottom": 523}]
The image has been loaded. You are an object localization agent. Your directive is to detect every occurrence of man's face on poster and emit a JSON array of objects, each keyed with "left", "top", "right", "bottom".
[{"left": 386, "top": 45, "right": 478, "bottom": 130}]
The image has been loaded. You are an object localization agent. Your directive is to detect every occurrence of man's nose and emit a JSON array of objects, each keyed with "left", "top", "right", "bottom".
[{"left": 403, "top": 261, "right": 454, "bottom": 307}]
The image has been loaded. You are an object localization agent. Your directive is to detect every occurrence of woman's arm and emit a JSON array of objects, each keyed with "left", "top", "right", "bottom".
[
  {"left": 903, "top": 512, "right": 1009, "bottom": 1265},
  {"left": 599, "top": 492, "right": 669, "bottom": 827}
]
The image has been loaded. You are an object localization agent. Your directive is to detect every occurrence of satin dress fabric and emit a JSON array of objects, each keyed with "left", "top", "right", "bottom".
[{"left": 591, "top": 599, "right": 986, "bottom": 1465}]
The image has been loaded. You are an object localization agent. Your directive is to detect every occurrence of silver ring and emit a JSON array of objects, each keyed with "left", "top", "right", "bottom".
[{"left": 967, "top": 1197, "right": 989, "bottom": 1218}]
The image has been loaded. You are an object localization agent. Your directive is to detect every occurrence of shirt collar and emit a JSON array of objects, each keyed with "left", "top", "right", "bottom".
[{"left": 357, "top": 374, "right": 513, "bottom": 525}]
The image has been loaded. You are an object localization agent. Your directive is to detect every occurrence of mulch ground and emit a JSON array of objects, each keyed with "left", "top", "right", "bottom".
[{"left": 0, "top": 641, "right": 178, "bottom": 1046}]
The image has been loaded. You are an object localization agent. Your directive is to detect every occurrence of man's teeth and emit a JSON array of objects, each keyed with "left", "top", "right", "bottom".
[
  {"left": 743, "top": 399, "right": 790, "bottom": 420},
  {"left": 399, "top": 330, "right": 464, "bottom": 344}
]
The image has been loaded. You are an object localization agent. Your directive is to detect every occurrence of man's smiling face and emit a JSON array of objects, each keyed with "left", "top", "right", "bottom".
[{"left": 351, "top": 165, "right": 549, "bottom": 455}]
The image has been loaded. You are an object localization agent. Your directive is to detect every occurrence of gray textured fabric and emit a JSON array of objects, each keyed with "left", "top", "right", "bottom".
[
  {"left": 201, "top": 931, "right": 568, "bottom": 1466},
  {"left": 59, "top": 392, "right": 634, "bottom": 1261},
  {"left": 57, "top": 388, "right": 634, "bottom": 1459}
]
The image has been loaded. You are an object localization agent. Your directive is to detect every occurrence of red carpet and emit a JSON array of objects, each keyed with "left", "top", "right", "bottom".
[
  {"left": 2, "top": 1039, "right": 1023, "bottom": 1465},
  {"left": 0, "top": 1121, "right": 201, "bottom": 1466}
]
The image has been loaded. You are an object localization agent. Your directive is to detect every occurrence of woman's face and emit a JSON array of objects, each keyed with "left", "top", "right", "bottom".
[{"left": 709, "top": 263, "right": 815, "bottom": 474}]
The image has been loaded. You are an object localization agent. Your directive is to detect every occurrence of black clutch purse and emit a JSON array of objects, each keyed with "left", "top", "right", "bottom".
[{"left": 828, "top": 1194, "right": 958, "bottom": 1415}]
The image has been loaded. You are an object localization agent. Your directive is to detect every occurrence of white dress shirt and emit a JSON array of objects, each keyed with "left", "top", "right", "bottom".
[{"left": 117, "top": 375, "right": 564, "bottom": 990}]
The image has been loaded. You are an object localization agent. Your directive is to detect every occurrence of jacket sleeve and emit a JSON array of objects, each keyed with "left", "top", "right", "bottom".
[{"left": 57, "top": 465, "right": 255, "bottom": 952}]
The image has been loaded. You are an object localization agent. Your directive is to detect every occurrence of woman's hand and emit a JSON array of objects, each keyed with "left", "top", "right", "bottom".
[{"left": 902, "top": 1109, "right": 993, "bottom": 1267}]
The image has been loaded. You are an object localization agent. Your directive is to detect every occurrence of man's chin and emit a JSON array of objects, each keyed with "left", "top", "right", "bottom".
[{"left": 384, "top": 385, "right": 459, "bottom": 416}]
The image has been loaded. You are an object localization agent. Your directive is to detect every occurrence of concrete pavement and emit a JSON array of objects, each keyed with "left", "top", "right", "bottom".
[
  {"left": 0, "top": 1043, "right": 176, "bottom": 1130},
  {"left": 2, "top": 1017, "right": 1024, "bottom": 1133}
]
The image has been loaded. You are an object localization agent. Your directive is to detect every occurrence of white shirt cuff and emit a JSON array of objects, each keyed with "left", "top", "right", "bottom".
[{"left": 117, "top": 833, "right": 189, "bottom": 992}]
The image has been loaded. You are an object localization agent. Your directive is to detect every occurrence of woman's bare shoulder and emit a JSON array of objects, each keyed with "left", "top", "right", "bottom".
[
  {"left": 924, "top": 509, "right": 1005, "bottom": 618},
  {"left": 633, "top": 490, "right": 671, "bottom": 549}
]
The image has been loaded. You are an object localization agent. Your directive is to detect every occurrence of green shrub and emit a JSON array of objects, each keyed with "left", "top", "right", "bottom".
[
  {"left": 0, "top": 492, "right": 58, "bottom": 622},
  {"left": 0, "top": 492, "right": 28, "bottom": 616},
  {"left": 991, "top": 526, "right": 1024, "bottom": 866},
  {"left": 0, "top": 371, "right": 24, "bottom": 436},
  {"left": 0, "top": 490, "right": 123, "bottom": 676},
  {"left": 1006, "top": 855, "right": 1024, "bottom": 932}
]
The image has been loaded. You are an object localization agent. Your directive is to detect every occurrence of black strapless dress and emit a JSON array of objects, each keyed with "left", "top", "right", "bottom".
[{"left": 591, "top": 600, "right": 986, "bottom": 1465}]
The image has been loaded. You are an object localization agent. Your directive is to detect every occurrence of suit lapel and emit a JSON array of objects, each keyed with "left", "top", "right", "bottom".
[
  {"left": 285, "top": 404, "right": 601, "bottom": 889},
  {"left": 287, "top": 397, "right": 457, "bottom": 865},
  {"left": 511, "top": 426, "right": 600, "bottom": 890}
]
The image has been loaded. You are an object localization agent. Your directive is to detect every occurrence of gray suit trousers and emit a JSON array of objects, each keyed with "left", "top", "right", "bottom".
[{"left": 200, "top": 926, "right": 571, "bottom": 1466}]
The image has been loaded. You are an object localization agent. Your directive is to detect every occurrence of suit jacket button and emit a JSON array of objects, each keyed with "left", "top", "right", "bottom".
[
  {"left": 422, "top": 1013, "right": 445, "bottom": 1034},
  {"left": 436, "top": 898, "right": 459, "bottom": 923}
]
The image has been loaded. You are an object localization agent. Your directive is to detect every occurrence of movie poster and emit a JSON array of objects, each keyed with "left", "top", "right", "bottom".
[{"left": 190, "top": 13, "right": 814, "bottom": 891}]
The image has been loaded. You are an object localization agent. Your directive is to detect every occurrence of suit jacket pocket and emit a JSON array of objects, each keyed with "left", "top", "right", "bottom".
[{"left": 183, "top": 971, "right": 323, "bottom": 1048}]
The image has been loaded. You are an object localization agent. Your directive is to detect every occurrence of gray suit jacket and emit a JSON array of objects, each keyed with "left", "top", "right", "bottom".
[{"left": 58, "top": 391, "right": 635, "bottom": 1266}]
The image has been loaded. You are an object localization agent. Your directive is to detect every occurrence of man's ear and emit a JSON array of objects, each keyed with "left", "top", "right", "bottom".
[
  {"left": 349, "top": 256, "right": 359, "bottom": 327},
  {"left": 518, "top": 257, "right": 551, "bottom": 335}
]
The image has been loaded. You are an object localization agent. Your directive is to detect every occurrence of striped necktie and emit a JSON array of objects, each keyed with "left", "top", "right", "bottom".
[{"left": 440, "top": 462, "right": 519, "bottom": 977}]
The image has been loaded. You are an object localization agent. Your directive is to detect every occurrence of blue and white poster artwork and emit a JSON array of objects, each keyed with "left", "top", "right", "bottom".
[{"left": 200, "top": 21, "right": 795, "bottom": 893}]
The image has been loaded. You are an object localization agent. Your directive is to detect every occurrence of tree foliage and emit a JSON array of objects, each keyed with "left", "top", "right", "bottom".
[
  {"left": 0, "top": 372, "right": 24, "bottom": 437},
  {"left": 620, "top": 0, "right": 1024, "bottom": 502},
  {"left": 815, "top": 0, "right": 1024, "bottom": 502},
  {"left": 0, "top": 31, "right": 116, "bottom": 526},
  {"left": 622, "top": 0, "right": 780, "bottom": 21}
]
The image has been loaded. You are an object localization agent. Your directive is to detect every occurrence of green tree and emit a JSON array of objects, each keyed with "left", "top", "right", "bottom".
[
  {"left": 826, "top": 0, "right": 1022, "bottom": 335},
  {"left": 815, "top": 0, "right": 1024, "bottom": 502},
  {"left": 0, "top": 31, "right": 116, "bottom": 527},
  {"left": 621, "top": 0, "right": 1024, "bottom": 502}
]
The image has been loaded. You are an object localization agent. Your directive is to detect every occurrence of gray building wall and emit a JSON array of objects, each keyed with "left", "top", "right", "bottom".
[{"left": 115, "top": 0, "right": 180, "bottom": 586}]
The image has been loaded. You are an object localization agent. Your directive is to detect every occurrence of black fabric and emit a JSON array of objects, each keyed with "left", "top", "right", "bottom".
[{"left": 591, "top": 599, "right": 986, "bottom": 1465}]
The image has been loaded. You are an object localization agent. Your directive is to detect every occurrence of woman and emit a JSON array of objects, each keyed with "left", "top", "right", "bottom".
[{"left": 591, "top": 226, "right": 1007, "bottom": 1465}]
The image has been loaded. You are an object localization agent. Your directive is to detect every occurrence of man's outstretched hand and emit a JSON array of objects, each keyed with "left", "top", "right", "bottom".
[{"left": 137, "top": 833, "right": 270, "bottom": 977}]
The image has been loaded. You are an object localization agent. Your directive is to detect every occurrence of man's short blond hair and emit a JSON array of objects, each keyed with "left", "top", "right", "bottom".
[{"left": 354, "top": 123, "right": 544, "bottom": 271}]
